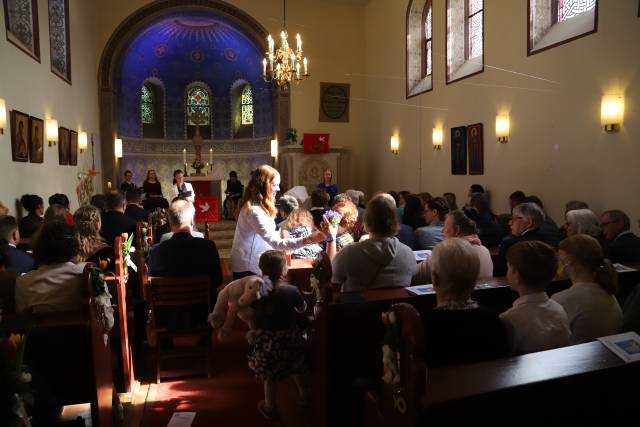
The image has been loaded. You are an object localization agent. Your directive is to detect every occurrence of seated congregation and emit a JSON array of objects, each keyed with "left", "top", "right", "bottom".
[{"left": 1, "top": 165, "right": 639, "bottom": 426}]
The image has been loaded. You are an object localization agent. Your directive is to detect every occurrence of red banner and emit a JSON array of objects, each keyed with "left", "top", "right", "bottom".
[
  {"left": 303, "top": 133, "right": 329, "bottom": 154},
  {"left": 194, "top": 195, "right": 218, "bottom": 222}
]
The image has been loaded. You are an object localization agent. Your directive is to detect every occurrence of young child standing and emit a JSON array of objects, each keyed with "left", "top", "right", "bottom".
[
  {"left": 248, "top": 250, "right": 308, "bottom": 420},
  {"left": 500, "top": 241, "right": 571, "bottom": 355}
]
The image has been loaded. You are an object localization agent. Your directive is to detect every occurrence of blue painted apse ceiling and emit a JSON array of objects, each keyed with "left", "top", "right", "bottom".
[{"left": 117, "top": 12, "right": 273, "bottom": 140}]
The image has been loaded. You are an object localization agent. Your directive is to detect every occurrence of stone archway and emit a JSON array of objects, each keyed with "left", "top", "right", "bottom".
[{"left": 97, "top": 0, "right": 289, "bottom": 189}]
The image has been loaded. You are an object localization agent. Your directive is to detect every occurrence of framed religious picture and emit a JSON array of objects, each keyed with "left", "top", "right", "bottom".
[
  {"left": 451, "top": 126, "right": 467, "bottom": 175},
  {"left": 467, "top": 123, "right": 484, "bottom": 175},
  {"left": 69, "top": 130, "right": 78, "bottom": 165},
  {"left": 48, "top": 0, "right": 71, "bottom": 83},
  {"left": 58, "top": 126, "right": 70, "bottom": 165},
  {"left": 29, "top": 116, "right": 44, "bottom": 163},
  {"left": 3, "top": 0, "right": 40, "bottom": 61},
  {"left": 10, "top": 109, "right": 30, "bottom": 162},
  {"left": 319, "top": 82, "right": 350, "bottom": 123}
]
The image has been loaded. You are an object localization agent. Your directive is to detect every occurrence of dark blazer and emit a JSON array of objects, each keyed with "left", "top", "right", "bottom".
[
  {"left": 148, "top": 232, "right": 223, "bottom": 302},
  {"left": 422, "top": 306, "right": 508, "bottom": 368},
  {"left": 124, "top": 204, "right": 149, "bottom": 223},
  {"left": 19, "top": 213, "right": 43, "bottom": 239},
  {"left": 101, "top": 210, "right": 137, "bottom": 247},
  {"left": 607, "top": 232, "right": 640, "bottom": 264},
  {"left": 493, "top": 228, "right": 551, "bottom": 276},
  {"left": 4, "top": 244, "right": 35, "bottom": 274},
  {"left": 120, "top": 181, "right": 137, "bottom": 194}
]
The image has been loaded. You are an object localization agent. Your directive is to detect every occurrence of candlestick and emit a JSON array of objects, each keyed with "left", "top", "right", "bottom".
[
  {"left": 268, "top": 35, "right": 274, "bottom": 54},
  {"left": 303, "top": 57, "right": 308, "bottom": 76},
  {"left": 183, "top": 147, "right": 186, "bottom": 164},
  {"left": 262, "top": 58, "right": 267, "bottom": 78},
  {"left": 296, "top": 62, "right": 300, "bottom": 79},
  {"left": 209, "top": 147, "right": 213, "bottom": 165},
  {"left": 296, "top": 33, "right": 302, "bottom": 51}
]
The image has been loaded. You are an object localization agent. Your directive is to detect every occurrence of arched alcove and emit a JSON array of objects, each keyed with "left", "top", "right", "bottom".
[{"left": 98, "top": 0, "right": 288, "bottom": 188}]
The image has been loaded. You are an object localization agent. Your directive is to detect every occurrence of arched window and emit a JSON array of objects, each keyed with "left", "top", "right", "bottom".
[
  {"left": 141, "top": 79, "right": 165, "bottom": 138},
  {"left": 141, "top": 83, "right": 154, "bottom": 124},
  {"left": 186, "top": 86, "right": 211, "bottom": 126},
  {"left": 185, "top": 83, "right": 212, "bottom": 139},
  {"left": 446, "top": 0, "right": 484, "bottom": 84},
  {"left": 241, "top": 85, "right": 254, "bottom": 125},
  {"left": 406, "top": 0, "right": 433, "bottom": 98},
  {"left": 528, "top": 0, "right": 597, "bottom": 55}
]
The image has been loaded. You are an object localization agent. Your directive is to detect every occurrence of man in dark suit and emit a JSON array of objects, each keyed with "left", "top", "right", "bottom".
[
  {"left": 119, "top": 170, "right": 137, "bottom": 195},
  {"left": 101, "top": 191, "right": 137, "bottom": 247},
  {"left": 494, "top": 202, "right": 550, "bottom": 276},
  {"left": 0, "top": 216, "right": 35, "bottom": 274},
  {"left": 124, "top": 189, "right": 149, "bottom": 223},
  {"left": 149, "top": 199, "right": 222, "bottom": 302},
  {"left": 601, "top": 210, "right": 640, "bottom": 264}
]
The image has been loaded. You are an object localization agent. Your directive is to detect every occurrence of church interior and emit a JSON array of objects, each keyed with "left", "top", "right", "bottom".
[{"left": 1, "top": 0, "right": 639, "bottom": 426}]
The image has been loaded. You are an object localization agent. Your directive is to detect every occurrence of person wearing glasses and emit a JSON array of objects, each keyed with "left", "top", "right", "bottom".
[
  {"left": 600, "top": 210, "right": 640, "bottom": 264},
  {"left": 493, "top": 202, "right": 550, "bottom": 277}
]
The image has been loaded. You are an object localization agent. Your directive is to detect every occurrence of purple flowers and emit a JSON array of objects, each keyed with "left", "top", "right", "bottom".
[{"left": 325, "top": 210, "right": 342, "bottom": 227}]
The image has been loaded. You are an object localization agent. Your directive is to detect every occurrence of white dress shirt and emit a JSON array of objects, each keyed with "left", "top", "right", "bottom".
[
  {"left": 500, "top": 292, "right": 571, "bottom": 355},
  {"left": 551, "top": 282, "right": 623, "bottom": 344},
  {"left": 172, "top": 182, "right": 195, "bottom": 203},
  {"left": 15, "top": 262, "right": 88, "bottom": 314},
  {"left": 229, "top": 205, "right": 308, "bottom": 274}
]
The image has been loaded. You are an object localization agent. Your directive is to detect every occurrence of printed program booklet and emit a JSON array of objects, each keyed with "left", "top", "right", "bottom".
[
  {"left": 613, "top": 263, "right": 637, "bottom": 273},
  {"left": 406, "top": 284, "right": 435, "bottom": 295},
  {"left": 413, "top": 250, "right": 432, "bottom": 262},
  {"left": 598, "top": 332, "right": 640, "bottom": 363}
]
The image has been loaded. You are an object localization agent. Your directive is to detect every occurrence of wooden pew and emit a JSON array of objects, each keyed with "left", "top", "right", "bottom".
[
  {"left": 135, "top": 221, "right": 152, "bottom": 297},
  {"left": 307, "top": 263, "right": 640, "bottom": 427},
  {"left": 105, "top": 235, "right": 135, "bottom": 393},
  {"left": 3, "top": 265, "right": 113, "bottom": 427},
  {"left": 365, "top": 303, "right": 640, "bottom": 426}
]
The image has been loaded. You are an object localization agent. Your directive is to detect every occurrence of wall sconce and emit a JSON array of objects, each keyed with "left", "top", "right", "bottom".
[
  {"left": 114, "top": 138, "right": 123, "bottom": 158},
  {"left": 0, "top": 99, "right": 6, "bottom": 135},
  {"left": 496, "top": 115, "right": 510, "bottom": 143},
  {"left": 78, "top": 131, "right": 88, "bottom": 153},
  {"left": 46, "top": 119, "right": 58, "bottom": 146},
  {"left": 432, "top": 127, "right": 443, "bottom": 150},
  {"left": 390, "top": 135, "right": 399, "bottom": 154},
  {"left": 270, "top": 139, "right": 279, "bottom": 158},
  {"left": 601, "top": 95, "right": 624, "bottom": 132}
]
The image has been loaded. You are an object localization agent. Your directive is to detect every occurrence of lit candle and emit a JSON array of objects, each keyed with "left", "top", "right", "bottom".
[
  {"left": 262, "top": 58, "right": 267, "bottom": 78},
  {"left": 290, "top": 53, "right": 296, "bottom": 65},
  {"left": 107, "top": 181, "right": 112, "bottom": 190},
  {"left": 268, "top": 35, "right": 274, "bottom": 54},
  {"left": 209, "top": 147, "right": 213, "bottom": 164},
  {"left": 280, "top": 30, "right": 286, "bottom": 43},
  {"left": 296, "top": 33, "right": 302, "bottom": 51},
  {"left": 183, "top": 147, "right": 186, "bottom": 164},
  {"left": 303, "top": 57, "right": 308, "bottom": 75},
  {"left": 296, "top": 62, "right": 300, "bottom": 79}
]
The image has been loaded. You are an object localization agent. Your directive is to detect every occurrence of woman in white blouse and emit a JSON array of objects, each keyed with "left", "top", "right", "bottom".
[
  {"left": 552, "top": 234, "right": 623, "bottom": 344},
  {"left": 172, "top": 169, "right": 195, "bottom": 203},
  {"left": 229, "top": 165, "right": 326, "bottom": 278}
]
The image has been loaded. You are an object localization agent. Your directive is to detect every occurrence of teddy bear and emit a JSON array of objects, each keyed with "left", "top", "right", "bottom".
[{"left": 208, "top": 275, "right": 270, "bottom": 340}]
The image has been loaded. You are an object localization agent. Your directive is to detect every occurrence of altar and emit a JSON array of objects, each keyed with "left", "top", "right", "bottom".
[
  {"left": 187, "top": 173, "right": 223, "bottom": 220},
  {"left": 278, "top": 145, "right": 350, "bottom": 196}
]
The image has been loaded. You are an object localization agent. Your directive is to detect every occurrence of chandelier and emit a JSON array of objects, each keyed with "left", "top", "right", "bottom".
[{"left": 262, "top": 0, "right": 309, "bottom": 87}]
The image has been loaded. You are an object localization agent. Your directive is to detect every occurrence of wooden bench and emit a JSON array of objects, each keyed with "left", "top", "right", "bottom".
[
  {"left": 364, "top": 303, "right": 640, "bottom": 426},
  {"left": 2, "top": 264, "right": 113, "bottom": 427},
  {"left": 307, "top": 264, "right": 640, "bottom": 427}
]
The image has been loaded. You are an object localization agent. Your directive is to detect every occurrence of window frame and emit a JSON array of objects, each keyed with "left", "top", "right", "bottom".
[
  {"left": 240, "top": 84, "right": 254, "bottom": 126},
  {"left": 527, "top": 0, "right": 599, "bottom": 56},
  {"left": 405, "top": 0, "right": 433, "bottom": 99},
  {"left": 185, "top": 85, "right": 212, "bottom": 127},
  {"left": 421, "top": 0, "right": 433, "bottom": 79},
  {"left": 141, "top": 83, "right": 155, "bottom": 125},
  {"left": 445, "top": 0, "right": 484, "bottom": 85}
]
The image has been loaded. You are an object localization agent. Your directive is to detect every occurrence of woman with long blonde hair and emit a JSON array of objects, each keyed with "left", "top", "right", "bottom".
[
  {"left": 229, "top": 165, "right": 325, "bottom": 278},
  {"left": 552, "top": 234, "right": 623, "bottom": 343},
  {"left": 74, "top": 205, "right": 109, "bottom": 262}
]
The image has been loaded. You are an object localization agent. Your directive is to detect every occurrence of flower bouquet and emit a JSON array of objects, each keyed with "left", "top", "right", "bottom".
[
  {"left": 121, "top": 232, "right": 137, "bottom": 281},
  {"left": 324, "top": 210, "right": 342, "bottom": 227},
  {"left": 307, "top": 253, "right": 333, "bottom": 315},
  {"left": 286, "top": 128, "right": 298, "bottom": 145}
]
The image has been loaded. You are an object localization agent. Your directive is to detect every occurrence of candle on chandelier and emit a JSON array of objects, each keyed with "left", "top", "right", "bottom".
[
  {"left": 303, "top": 57, "right": 308, "bottom": 75},
  {"left": 183, "top": 147, "right": 187, "bottom": 164},
  {"left": 209, "top": 147, "right": 213, "bottom": 165},
  {"left": 296, "top": 33, "right": 302, "bottom": 51},
  {"left": 262, "top": 58, "right": 267, "bottom": 78},
  {"left": 268, "top": 35, "right": 274, "bottom": 54},
  {"left": 296, "top": 62, "right": 300, "bottom": 79},
  {"left": 290, "top": 53, "right": 296, "bottom": 65}
]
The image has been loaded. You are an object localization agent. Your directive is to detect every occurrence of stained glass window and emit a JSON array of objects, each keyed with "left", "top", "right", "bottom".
[
  {"left": 241, "top": 85, "right": 253, "bottom": 125},
  {"left": 424, "top": 4, "right": 432, "bottom": 77},
  {"left": 467, "top": 0, "right": 483, "bottom": 59},
  {"left": 559, "top": 0, "right": 595, "bottom": 22},
  {"left": 141, "top": 84, "right": 154, "bottom": 124},
  {"left": 187, "top": 86, "right": 210, "bottom": 126}
]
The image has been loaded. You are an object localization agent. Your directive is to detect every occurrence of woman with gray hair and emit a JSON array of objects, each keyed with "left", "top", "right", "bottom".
[
  {"left": 423, "top": 238, "right": 507, "bottom": 367},
  {"left": 565, "top": 208, "right": 607, "bottom": 251}
]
